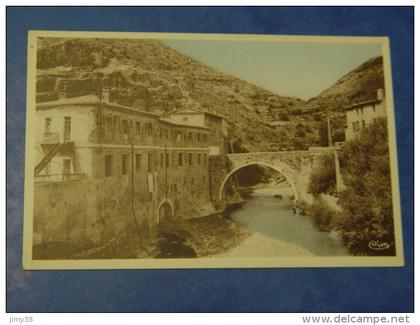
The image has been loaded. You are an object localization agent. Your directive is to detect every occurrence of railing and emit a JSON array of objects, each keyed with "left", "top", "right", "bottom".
[
  {"left": 34, "top": 173, "right": 86, "bottom": 184},
  {"left": 42, "top": 132, "right": 60, "bottom": 144}
]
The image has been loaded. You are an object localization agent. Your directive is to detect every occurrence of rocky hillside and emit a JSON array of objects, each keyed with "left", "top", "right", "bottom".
[
  {"left": 36, "top": 38, "right": 384, "bottom": 152},
  {"left": 306, "top": 56, "right": 384, "bottom": 111},
  {"left": 36, "top": 37, "right": 308, "bottom": 152}
]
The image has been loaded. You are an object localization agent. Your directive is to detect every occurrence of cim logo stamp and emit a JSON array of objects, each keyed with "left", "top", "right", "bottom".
[{"left": 368, "top": 240, "right": 391, "bottom": 251}]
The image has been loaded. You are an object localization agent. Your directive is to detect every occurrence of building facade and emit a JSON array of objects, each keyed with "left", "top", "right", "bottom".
[
  {"left": 344, "top": 89, "right": 387, "bottom": 141},
  {"left": 33, "top": 91, "right": 224, "bottom": 251},
  {"left": 162, "top": 108, "right": 226, "bottom": 155}
]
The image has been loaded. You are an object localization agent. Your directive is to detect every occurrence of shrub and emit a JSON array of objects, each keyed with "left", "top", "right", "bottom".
[
  {"left": 277, "top": 113, "right": 289, "bottom": 121},
  {"left": 308, "top": 153, "right": 336, "bottom": 196},
  {"left": 337, "top": 117, "right": 395, "bottom": 256},
  {"left": 295, "top": 129, "right": 306, "bottom": 138},
  {"left": 309, "top": 198, "right": 337, "bottom": 231}
]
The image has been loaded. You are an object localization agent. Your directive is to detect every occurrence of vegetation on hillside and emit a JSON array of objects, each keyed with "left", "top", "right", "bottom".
[
  {"left": 36, "top": 37, "right": 306, "bottom": 152},
  {"left": 338, "top": 117, "right": 394, "bottom": 255},
  {"left": 307, "top": 118, "right": 395, "bottom": 256}
]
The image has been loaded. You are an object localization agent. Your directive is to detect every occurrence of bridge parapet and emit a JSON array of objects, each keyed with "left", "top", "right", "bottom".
[
  {"left": 218, "top": 148, "right": 338, "bottom": 205},
  {"left": 226, "top": 150, "right": 327, "bottom": 172}
]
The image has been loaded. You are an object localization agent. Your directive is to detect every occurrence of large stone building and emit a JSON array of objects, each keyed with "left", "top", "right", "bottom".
[
  {"left": 344, "top": 89, "right": 387, "bottom": 140},
  {"left": 33, "top": 90, "right": 225, "bottom": 251}
]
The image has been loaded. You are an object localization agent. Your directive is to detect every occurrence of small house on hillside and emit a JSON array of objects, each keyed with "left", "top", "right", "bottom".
[{"left": 344, "top": 89, "right": 387, "bottom": 141}]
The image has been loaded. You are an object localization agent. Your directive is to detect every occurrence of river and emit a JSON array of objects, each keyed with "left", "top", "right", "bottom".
[{"left": 222, "top": 187, "right": 349, "bottom": 257}]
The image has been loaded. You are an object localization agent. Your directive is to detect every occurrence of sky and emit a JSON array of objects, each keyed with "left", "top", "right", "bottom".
[{"left": 163, "top": 39, "right": 382, "bottom": 100}]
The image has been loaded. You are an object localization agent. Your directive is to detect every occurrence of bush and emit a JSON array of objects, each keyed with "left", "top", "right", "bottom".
[
  {"left": 295, "top": 129, "right": 306, "bottom": 138},
  {"left": 337, "top": 117, "right": 395, "bottom": 256},
  {"left": 309, "top": 198, "right": 337, "bottom": 231},
  {"left": 277, "top": 113, "right": 289, "bottom": 121},
  {"left": 308, "top": 153, "right": 336, "bottom": 196}
]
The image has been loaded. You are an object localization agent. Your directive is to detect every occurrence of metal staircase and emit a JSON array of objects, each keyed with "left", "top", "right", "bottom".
[{"left": 34, "top": 142, "right": 64, "bottom": 176}]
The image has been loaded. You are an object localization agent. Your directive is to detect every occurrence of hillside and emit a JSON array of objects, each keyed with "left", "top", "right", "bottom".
[
  {"left": 35, "top": 38, "right": 385, "bottom": 152},
  {"left": 306, "top": 56, "right": 384, "bottom": 111},
  {"left": 36, "top": 37, "right": 309, "bottom": 152}
]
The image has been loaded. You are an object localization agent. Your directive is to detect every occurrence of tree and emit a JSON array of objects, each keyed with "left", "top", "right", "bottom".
[
  {"left": 308, "top": 153, "right": 336, "bottom": 196},
  {"left": 337, "top": 117, "right": 395, "bottom": 256},
  {"left": 318, "top": 121, "right": 329, "bottom": 147}
]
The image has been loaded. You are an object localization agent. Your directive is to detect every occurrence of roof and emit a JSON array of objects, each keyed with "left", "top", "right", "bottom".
[
  {"left": 36, "top": 94, "right": 160, "bottom": 118},
  {"left": 169, "top": 107, "right": 224, "bottom": 119},
  {"left": 36, "top": 95, "right": 210, "bottom": 130},
  {"left": 344, "top": 98, "right": 382, "bottom": 111},
  {"left": 159, "top": 118, "right": 210, "bottom": 130}
]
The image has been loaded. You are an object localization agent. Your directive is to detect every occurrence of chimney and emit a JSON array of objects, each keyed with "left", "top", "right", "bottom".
[
  {"left": 58, "top": 80, "right": 68, "bottom": 99},
  {"left": 102, "top": 87, "right": 111, "bottom": 103},
  {"left": 377, "top": 88, "right": 384, "bottom": 101}
]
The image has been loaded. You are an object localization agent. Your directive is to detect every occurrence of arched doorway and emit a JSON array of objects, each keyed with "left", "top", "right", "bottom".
[
  {"left": 218, "top": 162, "right": 298, "bottom": 201},
  {"left": 158, "top": 200, "right": 174, "bottom": 223}
]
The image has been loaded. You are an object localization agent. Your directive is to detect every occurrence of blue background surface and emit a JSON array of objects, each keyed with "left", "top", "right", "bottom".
[{"left": 6, "top": 7, "right": 414, "bottom": 312}]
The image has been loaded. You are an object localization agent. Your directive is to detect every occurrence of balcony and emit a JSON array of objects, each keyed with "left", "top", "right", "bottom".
[
  {"left": 42, "top": 132, "right": 60, "bottom": 144},
  {"left": 34, "top": 173, "right": 86, "bottom": 184}
]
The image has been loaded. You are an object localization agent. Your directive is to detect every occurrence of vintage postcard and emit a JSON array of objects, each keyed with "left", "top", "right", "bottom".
[{"left": 23, "top": 31, "right": 404, "bottom": 269}]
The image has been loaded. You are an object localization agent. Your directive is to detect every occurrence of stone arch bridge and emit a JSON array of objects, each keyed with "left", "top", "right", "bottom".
[{"left": 216, "top": 147, "right": 340, "bottom": 205}]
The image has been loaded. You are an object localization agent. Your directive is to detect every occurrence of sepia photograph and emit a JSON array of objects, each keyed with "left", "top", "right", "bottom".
[{"left": 22, "top": 31, "right": 404, "bottom": 269}]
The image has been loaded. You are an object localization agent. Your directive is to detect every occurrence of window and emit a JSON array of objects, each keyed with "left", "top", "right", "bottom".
[
  {"left": 188, "top": 153, "right": 193, "bottom": 166},
  {"left": 188, "top": 132, "right": 193, "bottom": 142},
  {"left": 178, "top": 153, "right": 184, "bottom": 166},
  {"left": 204, "top": 153, "right": 207, "bottom": 165},
  {"left": 197, "top": 153, "right": 201, "bottom": 165},
  {"left": 63, "top": 159, "right": 71, "bottom": 175},
  {"left": 166, "top": 153, "right": 170, "bottom": 167},
  {"left": 148, "top": 153, "right": 153, "bottom": 172},
  {"left": 191, "top": 177, "right": 194, "bottom": 185},
  {"left": 197, "top": 133, "right": 201, "bottom": 142},
  {"left": 107, "top": 117, "right": 113, "bottom": 134},
  {"left": 356, "top": 121, "right": 360, "bottom": 131},
  {"left": 373, "top": 105, "right": 376, "bottom": 113},
  {"left": 172, "top": 152, "right": 176, "bottom": 168},
  {"left": 44, "top": 117, "right": 51, "bottom": 133},
  {"left": 122, "top": 120, "right": 129, "bottom": 135},
  {"left": 362, "top": 120, "right": 366, "bottom": 129},
  {"left": 145, "top": 123, "right": 153, "bottom": 137},
  {"left": 135, "top": 154, "right": 141, "bottom": 172},
  {"left": 122, "top": 155, "right": 128, "bottom": 175},
  {"left": 105, "top": 155, "right": 113, "bottom": 177},
  {"left": 135, "top": 121, "right": 141, "bottom": 135},
  {"left": 64, "top": 116, "right": 71, "bottom": 141},
  {"left": 113, "top": 116, "right": 119, "bottom": 135}
]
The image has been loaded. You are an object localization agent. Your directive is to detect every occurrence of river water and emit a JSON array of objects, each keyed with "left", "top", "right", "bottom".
[{"left": 226, "top": 188, "right": 349, "bottom": 256}]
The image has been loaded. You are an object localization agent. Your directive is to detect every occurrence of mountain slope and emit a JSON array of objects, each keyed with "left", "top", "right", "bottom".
[
  {"left": 36, "top": 37, "right": 308, "bottom": 152},
  {"left": 306, "top": 56, "right": 384, "bottom": 111}
]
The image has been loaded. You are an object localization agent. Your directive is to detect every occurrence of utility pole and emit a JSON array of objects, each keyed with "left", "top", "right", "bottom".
[
  {"left": 327, "top": 115, "right": 333, "bottom": 147},
  {"left": 326, "top": 109, "right": 344, "bottom": 192},
  {"left": 129, "top": 125, "right": 143, "bottom": 248}
]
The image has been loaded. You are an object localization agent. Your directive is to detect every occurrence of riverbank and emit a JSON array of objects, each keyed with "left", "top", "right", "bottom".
[{"left": 157, "top": 212, "right": 251, "bottom": 257}]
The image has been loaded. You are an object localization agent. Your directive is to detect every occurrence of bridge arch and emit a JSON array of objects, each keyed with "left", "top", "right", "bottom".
[
  {"left": 218, "top": 161, "right": 298, "bottom": 201},
  {"left": 157, "top": 199, "right": 174, "bottom": 223}
]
